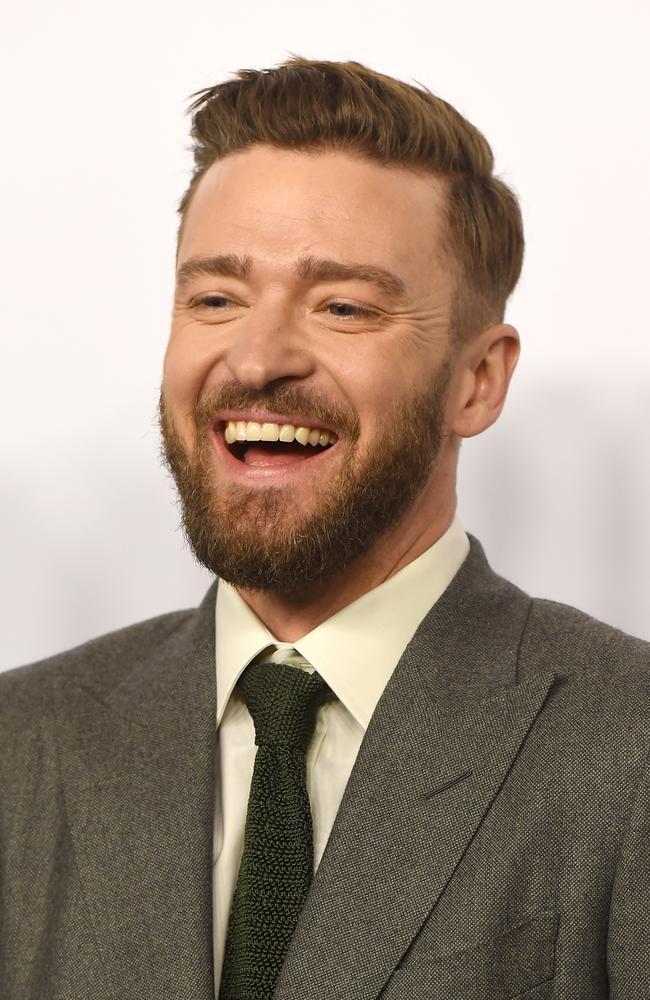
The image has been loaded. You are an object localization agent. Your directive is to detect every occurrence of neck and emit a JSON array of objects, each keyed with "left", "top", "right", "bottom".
[{"left": 235, "top": 491, "right": 457, "bottom": 642}]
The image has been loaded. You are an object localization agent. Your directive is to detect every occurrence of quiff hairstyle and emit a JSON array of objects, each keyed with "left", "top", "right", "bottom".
[{"left": 176, "top": 55, "right": 524, "bottom": 345}]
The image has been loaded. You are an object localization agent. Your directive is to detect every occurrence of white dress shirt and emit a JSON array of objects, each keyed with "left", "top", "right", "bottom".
[{"left": 213, "top": 516, "right": 470, "bottom": 988}]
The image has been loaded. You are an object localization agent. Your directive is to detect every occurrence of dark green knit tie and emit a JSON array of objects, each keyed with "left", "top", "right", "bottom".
[{"left": 218, "top": 653, "right": 336, "bottom": 1000}]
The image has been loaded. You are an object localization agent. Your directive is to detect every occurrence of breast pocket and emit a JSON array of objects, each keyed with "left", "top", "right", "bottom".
[{"left": 381, "top": 907, "right": 559, "bottom": 1000}]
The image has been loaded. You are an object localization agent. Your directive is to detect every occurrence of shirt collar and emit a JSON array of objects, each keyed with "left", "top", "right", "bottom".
[{"left": 215, "top": 515, "right": 469, "bottom": 729}]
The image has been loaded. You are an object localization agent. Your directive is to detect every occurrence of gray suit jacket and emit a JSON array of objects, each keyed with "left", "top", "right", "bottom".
[{"left": 2, "top": 536, "right": 649, "bottom": 999}]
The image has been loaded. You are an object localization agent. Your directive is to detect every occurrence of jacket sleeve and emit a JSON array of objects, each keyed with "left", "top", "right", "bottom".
[{"left": 607, "top": 756, "right": 650, "bottom": 997}]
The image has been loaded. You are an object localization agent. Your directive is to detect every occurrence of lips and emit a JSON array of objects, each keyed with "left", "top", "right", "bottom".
[{"left": 211, "top": 424, "right": 339, "bottom": 479}]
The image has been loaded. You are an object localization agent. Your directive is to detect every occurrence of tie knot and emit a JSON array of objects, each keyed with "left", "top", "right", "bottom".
[{"left": 237, "top": 657, "right": 335, "bottom": 752}]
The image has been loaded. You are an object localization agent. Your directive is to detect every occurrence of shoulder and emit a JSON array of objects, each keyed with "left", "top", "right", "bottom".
[
  {"left": 524, "top": 594, "right": 650, "bottom": 675},
  {"left": 519, "top": 595, "right": 650, "bottom": 755},
  {"left": 462, "top": 534, "right": 650, "bottom": 737},
  {"left": 0, "top": 606, "right": 196, "bottom": 736},
  {"left": 463, "top": 536, "right": 650, "bottom": 682}
]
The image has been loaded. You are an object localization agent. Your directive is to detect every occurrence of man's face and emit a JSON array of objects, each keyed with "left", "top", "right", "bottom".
[{"left": 160, "top": 145, "right": 458, "bottom": 595}]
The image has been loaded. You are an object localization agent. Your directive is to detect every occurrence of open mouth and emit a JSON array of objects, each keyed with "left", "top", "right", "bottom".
[
  {"left": 226, "top": 439, "right": 333, "bottom": 462},
  {"left": 214, "top": 419, "right": 339, "bottom": 469}
]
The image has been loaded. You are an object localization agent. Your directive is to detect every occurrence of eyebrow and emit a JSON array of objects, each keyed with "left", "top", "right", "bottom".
[{"left": 175, "top": 252, "right": 409, "bottom": 303}]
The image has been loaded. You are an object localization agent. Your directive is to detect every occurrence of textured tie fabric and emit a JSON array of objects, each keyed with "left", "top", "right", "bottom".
[{"left": 218, "top": 651, "right": 337, "bottom": 1000}]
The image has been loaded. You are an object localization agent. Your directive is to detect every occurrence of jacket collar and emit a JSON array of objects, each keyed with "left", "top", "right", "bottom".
[{"left": 54, "top": 536, "right": 555, "bottom": 1000}]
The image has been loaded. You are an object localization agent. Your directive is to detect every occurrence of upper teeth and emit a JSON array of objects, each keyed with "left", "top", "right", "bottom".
[{"left": 223, "top": 420, "right": 338, "bottom": 447}]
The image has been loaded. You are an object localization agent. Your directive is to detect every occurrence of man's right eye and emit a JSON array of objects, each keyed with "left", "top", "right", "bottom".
[{"left": 192, "top": 295, "right": 234, "bottom": 309}]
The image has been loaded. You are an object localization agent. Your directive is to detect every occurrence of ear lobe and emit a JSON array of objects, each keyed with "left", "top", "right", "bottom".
[{"left": 450, "top": 324, "right": 520, "bottom": 439}]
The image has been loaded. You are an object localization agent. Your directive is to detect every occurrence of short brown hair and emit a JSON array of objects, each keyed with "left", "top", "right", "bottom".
[{"left": 176, "top": 55, "right": 524, "bottom": 345}]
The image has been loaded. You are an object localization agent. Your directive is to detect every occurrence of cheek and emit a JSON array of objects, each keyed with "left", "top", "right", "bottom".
[
  {"left": 162, "top": 328, "right": 214, "bottom": 408},
  {"left": 160, "top": 337, "right": 220, "bottom": 456},
  {"left": 344, "top": 353, "right": 405, "bottom": 413},
  {"left": 333, "top": 367, "right": 390, "bottom": 454}
]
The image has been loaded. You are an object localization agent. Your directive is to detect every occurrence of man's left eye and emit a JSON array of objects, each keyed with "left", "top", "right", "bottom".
[{"left": 326, "top": 302, "right": 377, "bottom": 320}]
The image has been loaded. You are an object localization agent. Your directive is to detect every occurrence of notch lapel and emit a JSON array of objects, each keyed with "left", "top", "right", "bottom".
[
  {"left": 274, "top": 538, "right": 557, "bottom": 1000},
  {"left": 54, "top": 582, "right": 219, "bottom": 1000},
  {"left": 51, "top": 537, "right": 555, "bottom": 1000}
]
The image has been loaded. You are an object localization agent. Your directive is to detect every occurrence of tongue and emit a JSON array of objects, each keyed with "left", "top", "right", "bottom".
[{"left": 243, "top": 442, "right": 318, "bottom": 466}]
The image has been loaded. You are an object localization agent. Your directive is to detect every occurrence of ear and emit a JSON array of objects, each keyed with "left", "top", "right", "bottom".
[{"left": 450, "top": 324, "right": 520, "bottom": 438}]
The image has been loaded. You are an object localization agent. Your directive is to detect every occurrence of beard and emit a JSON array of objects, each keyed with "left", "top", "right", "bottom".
[{"left": 157, "top": 362, "right": 452, "bottom": 597}]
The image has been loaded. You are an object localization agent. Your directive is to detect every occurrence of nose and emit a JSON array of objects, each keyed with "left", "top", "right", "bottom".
[{"left": 224, "top": 311, "right": 315, "bottom": 391}]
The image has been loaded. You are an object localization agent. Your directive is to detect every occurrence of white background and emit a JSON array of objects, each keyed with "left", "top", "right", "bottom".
[{"left": 2, "top": 0, "right": 649, "bottom": 670}]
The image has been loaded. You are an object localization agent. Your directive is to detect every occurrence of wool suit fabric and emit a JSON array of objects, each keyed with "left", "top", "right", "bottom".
[{"left": 1, "top": 535, "right": 649, "bottom": 999}]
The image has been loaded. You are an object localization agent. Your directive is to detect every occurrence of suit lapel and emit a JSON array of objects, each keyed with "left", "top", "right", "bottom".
[
  {"left": 274, "top": 538, "right": 557, "bottom": 1000},
  {"left": 52, "top": 536, "right": 556, "bottom": 1000},
  {"left": 54, "top": 581, "right": 219, "bottom": 1000}
]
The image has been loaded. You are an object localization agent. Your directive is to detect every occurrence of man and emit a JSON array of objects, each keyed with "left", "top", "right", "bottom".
[{"left": 1, "top": 55, "right": 648, "bottom": 1000}]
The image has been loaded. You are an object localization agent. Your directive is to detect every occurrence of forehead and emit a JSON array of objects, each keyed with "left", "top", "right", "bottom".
[{"left": 178, "top": 145, "right": 450, "bottom": 283}]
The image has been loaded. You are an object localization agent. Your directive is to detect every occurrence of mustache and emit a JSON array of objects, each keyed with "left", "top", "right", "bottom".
[{"left": 195, "top": 380, "right": 361, "bottom": 438}]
